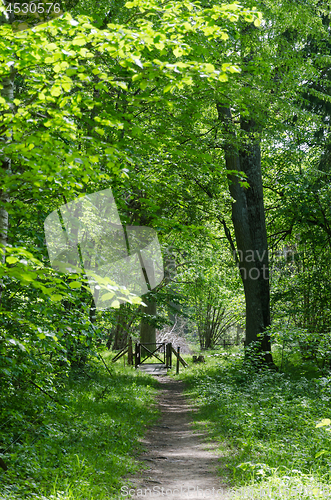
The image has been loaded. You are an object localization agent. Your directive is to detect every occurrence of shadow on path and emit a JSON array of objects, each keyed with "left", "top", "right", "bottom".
[{"left": 126, "top": 377, "right": 230, "bottom": 499}]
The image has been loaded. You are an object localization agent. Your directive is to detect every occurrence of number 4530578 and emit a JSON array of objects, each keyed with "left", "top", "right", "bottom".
[{"left": 5, "top": 3, "right": 61, "bottom": 14}]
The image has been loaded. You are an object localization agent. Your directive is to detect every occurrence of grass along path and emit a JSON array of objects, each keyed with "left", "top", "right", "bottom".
[
  {"left": 179, "top": 350, "right": 331, "bottom": 500},
  {"left": 3, "top": 348, "right": 331, "bottom": 500},
  {"left": 0, "top": 359, "right": 159, "bottom": 500}
]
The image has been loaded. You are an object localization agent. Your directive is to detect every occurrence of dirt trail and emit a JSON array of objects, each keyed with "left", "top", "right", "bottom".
[{"left": 125, "top": 377, "right": 230, "bottom": 500}]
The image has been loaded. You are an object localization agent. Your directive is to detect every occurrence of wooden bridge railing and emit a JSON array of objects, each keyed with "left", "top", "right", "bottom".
[
  {"left": 111, "top": 337, "right": 188, "bottom": 373},
  {"left": 111, "top": 337, "right": 133, "bottom": 365}
]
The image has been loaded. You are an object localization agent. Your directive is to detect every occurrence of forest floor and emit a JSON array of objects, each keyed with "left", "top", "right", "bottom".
[{"left": 125, "top": 377, "right": 230, "bottom": 500}]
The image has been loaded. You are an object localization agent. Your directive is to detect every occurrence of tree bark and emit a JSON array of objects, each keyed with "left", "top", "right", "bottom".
[
  {"left": 139, "top": 258, "right": 156, "bottom": 353},
  {"left": 218, "top": 105, "right": 273, "bottom": 364},
  {"left": 139, "top": 296, "right": 156, "bottom": 345},
  {"left": 163, "top": 249, "right": 180, "bottom": 324},
  {"left": 0, "top": 68, "right": 15, "bottom": 306}
]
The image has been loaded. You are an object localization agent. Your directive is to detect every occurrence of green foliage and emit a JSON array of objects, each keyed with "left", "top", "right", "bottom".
[
  {"left": 179, "top": 350, "right": 331, "bottom": 498},
  {"left": 0, "top": 355, "right": 159, "bottom": 499},
  {"left": 0, "top": 0, "right": 258, "bottom": 382},
  {"left": 268, "top": 323, "right": 331, "bottom": 373},
  {"left": 3, "top": 0, "right": 331, "bottom": 495},
  {"left": 189, "top": 274, "right": 237, "bottom": 349}
]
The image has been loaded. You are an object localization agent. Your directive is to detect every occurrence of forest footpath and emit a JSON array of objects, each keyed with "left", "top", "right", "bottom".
[{"left": 124, "top": 377, "right": 230, "bottom": 500}]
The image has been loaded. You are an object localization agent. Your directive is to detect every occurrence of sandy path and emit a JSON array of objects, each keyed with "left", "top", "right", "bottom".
[{"left": 125, "top": 377, "right": 230, "bottom": 500}]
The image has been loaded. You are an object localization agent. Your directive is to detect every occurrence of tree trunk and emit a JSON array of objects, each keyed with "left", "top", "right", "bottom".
[
  {"left": 0, "top": 188, "right": 9, "bottom": 304},
  {"left": 113, "top": 304, "right": 129, "bottom": 350},
  {"left": 140, "top": 258, "right": 156, "bottom": 354},
  {"left": 0, "top": 68, "right": 15, "bottom": 306},
  {"left": 218, "top": 105, "right": 273, "bottom": 365},
  {"left": 163, "top": 250, "right": 180, "bottom": 324},
  {"left": 140, "top": 296, "right": 156, "bottom": 346}
]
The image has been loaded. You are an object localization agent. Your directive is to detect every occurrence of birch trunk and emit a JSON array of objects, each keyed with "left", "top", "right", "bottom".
[
  {"left": 0, "top": 69, "right": 14, "bottom": 305},
  {"left": 0, "top": 7, "right": 15, "bottom": 305}
]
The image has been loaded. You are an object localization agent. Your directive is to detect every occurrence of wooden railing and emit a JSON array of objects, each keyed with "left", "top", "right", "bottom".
[{"left": 111, "top": 338, "right": 188, "bottom": 373}]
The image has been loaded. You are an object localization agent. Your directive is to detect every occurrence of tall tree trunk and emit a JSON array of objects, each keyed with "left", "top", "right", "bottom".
[
  {"left": 140, "top": 258, "right": 156, "bottom": 354},
  {"left": 113, "top": 304, "right": 129, "bottom": 350},
  {"left": 0, "top": 68, "right": 15, "bottom": 306},
  {"left": 163, "top": 250, "right": 179, "bottom": 324},
  {"left": 218, "top": 105, "right": 273, "bottom": 365},
  {"left": 0, "top": 185, "right": 9, "bottom": 305},
  {"left": 140, "top": 297, "right": 156, "bottom": 346}
]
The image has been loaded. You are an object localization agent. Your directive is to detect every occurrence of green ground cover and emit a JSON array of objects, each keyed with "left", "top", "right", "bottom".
[
  {"left": 0, "top": 356, "right": 159, "bottom": 500},
  {"left": 179, "top": 347, "right": 331, "bottom": 499}
]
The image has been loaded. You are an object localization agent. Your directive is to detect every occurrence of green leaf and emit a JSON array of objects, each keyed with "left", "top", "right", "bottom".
[
  {"left": 21, "top": 272, "right": 36, "bottom": 282},
  {"left": 163, "top": 84, "right": 173, "bottom": 93},
  {"left": 315, "top": 450, "right": 328, "bottom": 458},
  {"left": 130, "top": 296, "right": 142, "bottom": 304},
  {"left": 69, "top": 281, "right": 82, "bottom": 289},
  {"left": 173, "top": 47, "right": 184, "bottom": 58},
  {"left": 183, "top": 22, "right": 193, "bottom": 31},
  {"left": 45, "top": 43, "right": 57, "bottom": 51},
  {"left": 50, "top": 86, "right": 62, "bottom": 97},
  {"left": 72, "top": 36, "right": 87, "bottom": 46},
  {"left": 50, "top": 294, "right": 63, "bottom": 302},
  {"left": 117, "top": 81, "right": 128, "bottom": 90},
  {"left": 100, "top": 292, "right": 115, "bottom": 301},
  {"left": 6, "top": 256, "right": 18, "bottom": 264},
  {"left": 218, "top": 74, "right": 228, "bottom": 82},
  {"left": 62, "top": 82, "right": 72, "bottom": 92},
  {"left": 205, "top": 63, "right": 215, "bottom": 72},
  {"left": 316, "top": 419, "right": 331, "bottom": 428},
  {"left": 95, "top": 127, "right": 105, "bottom": 135}
]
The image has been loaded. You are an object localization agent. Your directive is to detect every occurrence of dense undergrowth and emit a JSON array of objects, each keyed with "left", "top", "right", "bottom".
[
  {"left": 0, "top": 354, "right": 159, "bottom": 500},
  {"left": 180, "top": 347, "right": 331, "bottom": 499},
  {"left": 3, "top": 343, "right": 331, "bottom": 500}
]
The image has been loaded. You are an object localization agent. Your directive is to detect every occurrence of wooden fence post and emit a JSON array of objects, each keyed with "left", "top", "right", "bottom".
[
  {"left": 176, "top": 346, "right": 180, "bottom": 375},
  {"left": 135, "top": 343, "right": 139, "bottom": 369},
  {"left": 166, "top": 343, "right": 171, "bottom": 368},
  {"left": 128, "top": 337, "right": 133, "bottom": 366}
]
